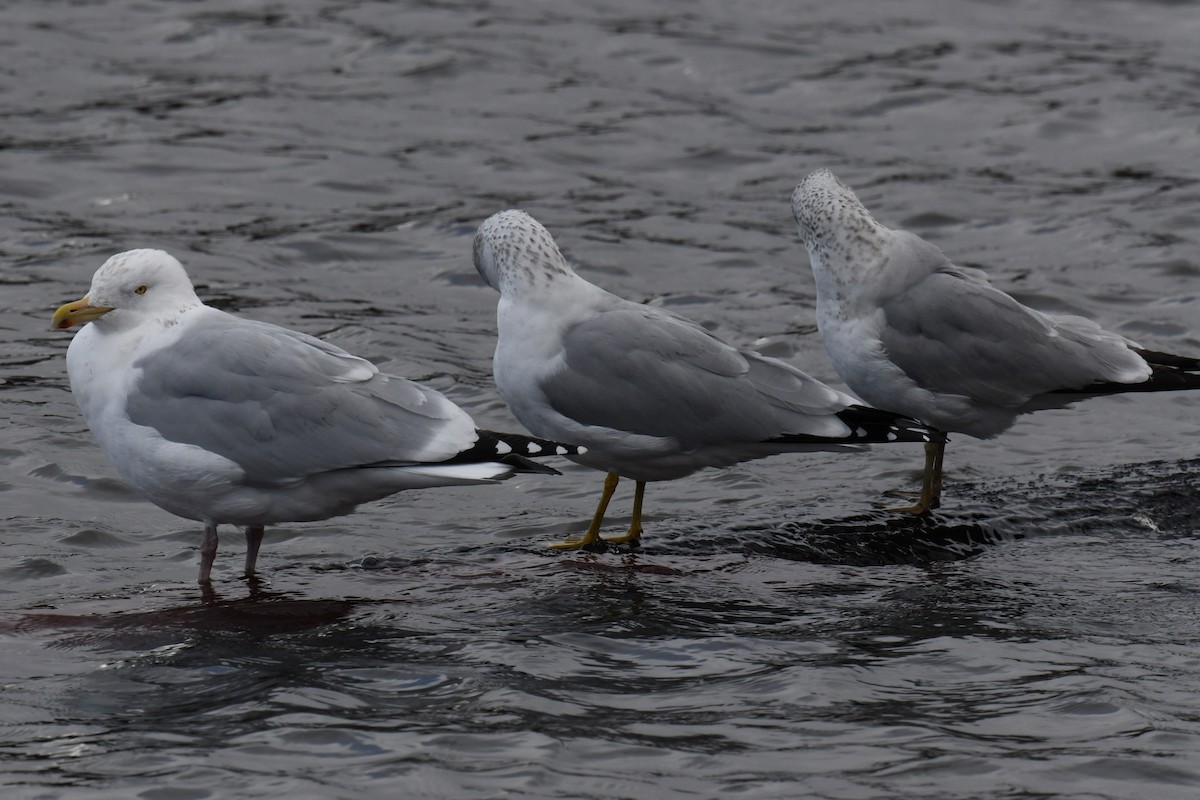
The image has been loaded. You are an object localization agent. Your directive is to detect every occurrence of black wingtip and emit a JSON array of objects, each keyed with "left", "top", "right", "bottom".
[
  {"left": 835, "top": 406, "right": 945, "bottom": 445},
  {"left": 1053, "top": 352, "right": 1200, "bottom": 397},
  {"left": 765, "top": 407, "right": 942, "bottom": 447},
  {"left": 1133, "top": 347, "right": 1200, "bottom": 372},
  {"left": 499, "top": 454, "right": 561, "bottom": 475},
  {"left": 469, "top": 429, "right": 587, "bottom": 465}
]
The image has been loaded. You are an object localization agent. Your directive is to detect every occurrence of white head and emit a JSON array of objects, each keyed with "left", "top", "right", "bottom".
[
  {"left": 473, "top": 210, "right": 577, "bottom": 296},
  {"left": 52, "top": 249, "right": 202, "bottom": 331}
]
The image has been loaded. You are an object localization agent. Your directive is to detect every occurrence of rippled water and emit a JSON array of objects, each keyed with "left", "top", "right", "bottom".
[{"left": 2, "top": 0, "right": 1199, "bottom": 797}]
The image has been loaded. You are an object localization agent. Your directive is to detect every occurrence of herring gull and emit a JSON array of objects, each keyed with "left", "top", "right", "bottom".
[{"left": 52, "top": 249, "right": 583, "bottom": 582}]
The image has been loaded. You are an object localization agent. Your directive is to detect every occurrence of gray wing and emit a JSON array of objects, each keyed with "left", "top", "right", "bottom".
[
  {"left": 541, "top": 302, "right": 853, "bottom": 445},
  {"left": 126, "top": 315, "right": 476, "bottom": 482},
  {"left": 880, "top": 266, "right": 1148, "bottom": 406}
]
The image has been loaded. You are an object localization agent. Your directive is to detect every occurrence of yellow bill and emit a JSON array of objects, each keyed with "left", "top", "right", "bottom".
[{"left": 52, "top": 297, "right": 114, "bottom": 331}]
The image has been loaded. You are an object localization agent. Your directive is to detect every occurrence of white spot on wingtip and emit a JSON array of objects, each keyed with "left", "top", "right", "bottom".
[
  {"left": 855, "top": 428, "right": 867, "bottom": 437},
  {"left": 495, "top": 441, "right": 512, "bottom": 455},
  {"left": 526, "top": 442, "right": 542, "bottom": 454},
  {"left": 555, "top": 446, "right": 567, "bottom": 455},
  {"left": 577, "top": 445, "right": 588, "bottom": 454},
  {"left": 886, "top": 432, "right": 897, "bottom": 441}
]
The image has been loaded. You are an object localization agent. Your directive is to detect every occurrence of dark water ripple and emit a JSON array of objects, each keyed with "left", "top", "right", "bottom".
[
  {"left": 5, "top": 457, "right": 1200, "bottom": 797},
  {"left": 3, "top": 0, "right": 1200, "bottom": 798}
]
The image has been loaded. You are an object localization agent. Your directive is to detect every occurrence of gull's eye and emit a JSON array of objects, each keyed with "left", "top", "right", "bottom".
[{"left": 134, "top": 285, "right": 148, "bottom": 295}]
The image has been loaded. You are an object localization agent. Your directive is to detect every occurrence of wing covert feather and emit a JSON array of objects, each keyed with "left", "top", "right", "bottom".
[{"left": 126, "top": 318, "right": 475, "bottom": 481}]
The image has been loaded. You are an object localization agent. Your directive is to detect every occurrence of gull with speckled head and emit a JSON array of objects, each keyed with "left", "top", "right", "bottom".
[
  {"left": 472, "top": 209, "right": 938, "bottom": 549},
  {"left": 791, "top": 168, "right": 1200, "bottom": 514},
  {"left": 52, "top": 249, "right": 583, "bottom": 583}
]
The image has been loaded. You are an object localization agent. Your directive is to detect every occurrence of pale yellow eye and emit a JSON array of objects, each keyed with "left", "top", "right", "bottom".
[{"left": 134, "top": 285, "right": 148, "bottom": 295}]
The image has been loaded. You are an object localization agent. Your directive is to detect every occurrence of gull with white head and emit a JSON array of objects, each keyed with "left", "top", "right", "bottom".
[
  {"left": 52, "top": 249, "right": 583, "bottom": 582},
  {"left": 791, "top": 168, "right": 1200, "bottom": 514},
  {"left": 472, "top": 210, "right": 939, "bottom": 549}
]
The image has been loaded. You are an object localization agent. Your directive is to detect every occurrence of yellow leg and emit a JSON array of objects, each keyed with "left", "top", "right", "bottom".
[
  {"left": 886, "top": 439, "right": 945, "bottom": 515},
  {"left": 548, "top": 471, "right": 620, "bottom": 549},
  {"left": 604, "top": 480, "right": 645, "bottom": 544}
]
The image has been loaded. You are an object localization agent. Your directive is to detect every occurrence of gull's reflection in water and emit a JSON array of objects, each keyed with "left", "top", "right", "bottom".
[{"left": 15, "top": 578, "right": 369, "bottom": 650}]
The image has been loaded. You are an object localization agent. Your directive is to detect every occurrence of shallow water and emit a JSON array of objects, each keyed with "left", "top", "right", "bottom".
[{"left": 2, "top": 0, "right": 1199, "bottom": 798}]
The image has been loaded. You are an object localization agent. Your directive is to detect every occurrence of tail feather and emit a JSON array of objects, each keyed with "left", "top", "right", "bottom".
[
  {"left": 767, "top": 406, "right": 942, "bottom": 446},
  {"left": 442, "top": 429, "right": 586, "bottom": 475}
]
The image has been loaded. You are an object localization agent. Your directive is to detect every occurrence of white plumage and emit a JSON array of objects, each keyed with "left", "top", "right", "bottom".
[
  {"left": 53, "top": 249, "right": 576, "bottom": 582},
  {"left": 473, "top": 210, "right": 935, "bottom": 548},
  {"left": 791, "top": 168, "right": 1200, "bottom": 513}
]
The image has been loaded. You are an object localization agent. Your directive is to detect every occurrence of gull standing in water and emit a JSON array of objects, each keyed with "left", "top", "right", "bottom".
[
  {"left": 791, "top": 168, "right": 1200, "bottom": 514},
  {"left": 472, "top": 209, "right": 938, "bottom": 549},
  {"left": 52, "top": 249, "right": 583, "bottom": 582}
]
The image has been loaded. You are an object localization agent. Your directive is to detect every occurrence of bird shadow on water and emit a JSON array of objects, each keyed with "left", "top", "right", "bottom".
[
  {"left": 11, "top": 579, "right": 370, "bottom": 653},
  {"left": 558, "top": 457, "right": 1200, "bottom": 567}
]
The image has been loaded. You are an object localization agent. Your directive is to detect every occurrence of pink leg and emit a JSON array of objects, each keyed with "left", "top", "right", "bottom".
[
  {"left": 199, "top": 522, "right": 219, "bottom": 584},
  {"left": 244, "top": 525, "right": 265, "bottom": 577}
]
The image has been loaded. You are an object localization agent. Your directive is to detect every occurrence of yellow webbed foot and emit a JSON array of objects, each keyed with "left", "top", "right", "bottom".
[
  {"left": 881, "top": 498, "right": 939, "bottom": 515},
  {"left": 546, "top": 530, "right": 605, "bottom": 550},
  {"left": 601, "top": 524, "right": 642, "bottom": 545}
]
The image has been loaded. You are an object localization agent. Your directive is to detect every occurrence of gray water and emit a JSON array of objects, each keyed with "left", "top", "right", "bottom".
[{"left": 2, "top": 1, "right": 1200, "bottom": 798}]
